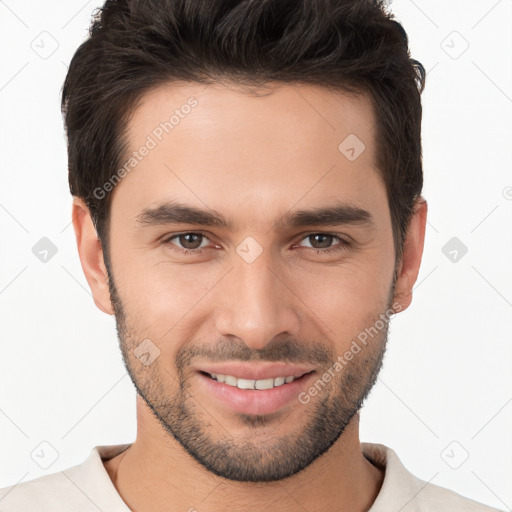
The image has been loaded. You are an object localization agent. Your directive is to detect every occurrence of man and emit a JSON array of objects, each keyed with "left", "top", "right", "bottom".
[{"left": 0, "top": 0, "right": 503, "bottom": 511}]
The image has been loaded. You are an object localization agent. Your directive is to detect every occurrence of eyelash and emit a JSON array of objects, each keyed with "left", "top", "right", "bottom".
[{"left": 161, "top": 231, "right": 351, "bottom": 256}]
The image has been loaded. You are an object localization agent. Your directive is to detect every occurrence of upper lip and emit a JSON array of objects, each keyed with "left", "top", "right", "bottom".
[{"left": 194, "top": 362, "right": 316, "bottom": 381}]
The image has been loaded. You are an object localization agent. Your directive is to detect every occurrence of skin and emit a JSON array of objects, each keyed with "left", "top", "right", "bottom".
[{"left": 72, "top": 81, "right": 427, "bottom": 512}]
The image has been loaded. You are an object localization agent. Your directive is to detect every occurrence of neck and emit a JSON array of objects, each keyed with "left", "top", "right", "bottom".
[{"left": 104, "top": 397, "right": 384, "bottom": 512}]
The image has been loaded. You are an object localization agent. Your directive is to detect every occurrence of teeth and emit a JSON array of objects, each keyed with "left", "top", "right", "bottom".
[
  {"left": 255, "top": 378, "right": 274, "bottom": 390},
  {"left": 237, "top": 378, "right": 255, "bottom": 389},
  {"left": 225, "top": 375, "right": 237, "bottom": 386},
  {"left": 209, "top": 373, "right": 298, "bottom": 390},
  {"left": 274, "top": 377, "right": 285, "bottom": 386}
]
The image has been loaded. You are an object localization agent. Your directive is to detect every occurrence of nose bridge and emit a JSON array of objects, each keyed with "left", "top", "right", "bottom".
[{"left": 214, "top": 244, "right": 300, "bottom": 349}]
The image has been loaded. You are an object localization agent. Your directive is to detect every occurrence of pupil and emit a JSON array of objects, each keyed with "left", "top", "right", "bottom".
[
  {"left": 182, "top": 233, "right": 202, "bottom": 249},
  {"left": 312, "top": 234, "right": 332, "bottom": 248}
]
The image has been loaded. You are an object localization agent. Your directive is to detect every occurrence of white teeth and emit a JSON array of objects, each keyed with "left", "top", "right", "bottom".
[
  {"left": 225, "top": 375, "right": 238, "bottom": 386},
  {"left": 209, "top": 373, "right": 298, "bottom": 390},
  {"left": 255, "top": 378, "right": 274, "bottom": 390},
  {"left": 236, "top": 378, "right": 256, "bottom": 390}
]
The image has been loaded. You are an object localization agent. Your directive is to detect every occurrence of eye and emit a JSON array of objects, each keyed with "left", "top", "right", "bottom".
[
  {"left": 295, "top": 233, "right": 350, "bottom": 254},
  {"left": 161, "top": 231, "right": 351, "bottom": 256},
  {"left": 163, "top": 232, "right": 213, "bottom": 254}
]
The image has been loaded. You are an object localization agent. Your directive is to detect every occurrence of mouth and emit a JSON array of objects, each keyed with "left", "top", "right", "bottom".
[
  {"left": 200, "top": 370, "right": 312, "bottom": 390},
  {"left": 194, "top": 363, "right": 317, "bottom": 416}
]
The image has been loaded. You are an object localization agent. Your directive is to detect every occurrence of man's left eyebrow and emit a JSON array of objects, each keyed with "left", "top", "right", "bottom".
[{"left": 274, "top": 203, "right": 376, "bottom": 231}]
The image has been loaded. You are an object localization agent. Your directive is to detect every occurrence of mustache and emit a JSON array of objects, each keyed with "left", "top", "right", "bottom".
[{"left": 176, "top": 337, "right": 334, "bottom": 370}]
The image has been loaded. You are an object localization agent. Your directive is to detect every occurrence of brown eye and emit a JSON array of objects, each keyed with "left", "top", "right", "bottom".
[
  {"left": 307, "top": 234, "right": 336, "bottom": 249},
  {"left": 176, "top": 233, "right": 204, "bottom": 250},
  {"left": 296, "top": 233, "right": 350, "bottom": 255},
  {"left": 164, "top": 232, "right": 211, "bottom": 253}
]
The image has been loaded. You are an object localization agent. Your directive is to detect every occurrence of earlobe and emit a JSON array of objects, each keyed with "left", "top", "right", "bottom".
[
  {"left": 71, "top": 197, "right": 114, "bottom": 315},
  {"left": 391, "top": 197, "right": 428, "bottom": 313}
]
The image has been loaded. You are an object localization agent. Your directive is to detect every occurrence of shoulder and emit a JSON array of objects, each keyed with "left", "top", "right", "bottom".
[
  {"left": 413, "top": 478, "right": 504, "bottom": 512},
  {"left": 362, "top": 442, "right": 504, "bottom": 512},
  {"left": 0, "top": 467, "right": 90, "bottom": 512},
  {"left": 0, "top": 444, "right": 131, "bottom": 512}
]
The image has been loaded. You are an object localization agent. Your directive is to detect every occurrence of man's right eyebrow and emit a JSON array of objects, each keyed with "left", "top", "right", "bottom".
[{"left": 136, "top": 202, "right": 233, "bottom": 230}]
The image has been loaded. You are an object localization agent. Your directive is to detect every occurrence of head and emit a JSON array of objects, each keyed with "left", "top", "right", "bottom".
[{"left": 64, "top": 0, "right": 427, "bottom": 482}]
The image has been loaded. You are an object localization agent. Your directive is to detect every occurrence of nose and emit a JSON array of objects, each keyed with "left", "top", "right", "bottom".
[{"left": 213, "top": 248, "right": 301, "bottom": 350}]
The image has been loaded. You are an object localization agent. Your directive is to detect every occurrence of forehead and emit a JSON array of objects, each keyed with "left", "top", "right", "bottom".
[
  {"left": 111, "top": 81, "right": 385, "bottom": 226},
  {"left": 126, "top": 80, "right": 376, "bottom": 155}
]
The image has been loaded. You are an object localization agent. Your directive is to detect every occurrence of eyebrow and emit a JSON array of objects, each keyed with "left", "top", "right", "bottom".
[{"left": 135, "top": 200, "right": 375, "bottom": 231}]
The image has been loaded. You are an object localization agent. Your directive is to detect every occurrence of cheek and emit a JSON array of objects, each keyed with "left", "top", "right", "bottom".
[
  {"left": 290, "top": 256, "right": 392, "bottom": 343},
  {"left": 114, "top": 257, "right": 220, "bottom": 339}
]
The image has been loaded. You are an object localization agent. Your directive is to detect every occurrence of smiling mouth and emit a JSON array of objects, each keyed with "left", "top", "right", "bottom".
[{"left": 199, "top": 370, "right": 314, "bottom": 390}]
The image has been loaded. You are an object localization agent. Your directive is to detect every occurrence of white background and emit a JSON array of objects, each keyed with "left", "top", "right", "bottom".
[{"left": 0, "top": 0, "right": 511, "bottom": 510}]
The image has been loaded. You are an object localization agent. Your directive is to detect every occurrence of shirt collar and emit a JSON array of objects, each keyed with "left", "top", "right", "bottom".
[{"left": 86, "top": 441, "right": 423, "bottom": 511}]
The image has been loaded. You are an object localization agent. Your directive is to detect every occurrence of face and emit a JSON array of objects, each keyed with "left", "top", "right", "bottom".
[{"left": 103, "top": 81, "right": 399, "bottom": 481}]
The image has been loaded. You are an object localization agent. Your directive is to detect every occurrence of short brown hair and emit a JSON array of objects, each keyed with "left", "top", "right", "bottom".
[{"left": 61, "top": 0, "right": 425, "bottom": 263}]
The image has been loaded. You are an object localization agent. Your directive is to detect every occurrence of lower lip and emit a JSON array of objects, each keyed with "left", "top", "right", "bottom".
[{"left": 197, "top": 371, "right": 316, "bottom": 416}]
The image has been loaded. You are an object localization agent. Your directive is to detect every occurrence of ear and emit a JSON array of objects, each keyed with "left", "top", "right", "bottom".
[
  {"left": 391, "top": 197, "right": 428, "bottom": 313},
  {"left": 71, "top": 197, "right": 114, "bottom": 315}
]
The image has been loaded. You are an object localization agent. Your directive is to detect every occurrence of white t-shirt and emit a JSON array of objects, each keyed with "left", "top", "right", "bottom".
[{"left": 0, "top": 442, "right": 503, "bottom": 511}]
